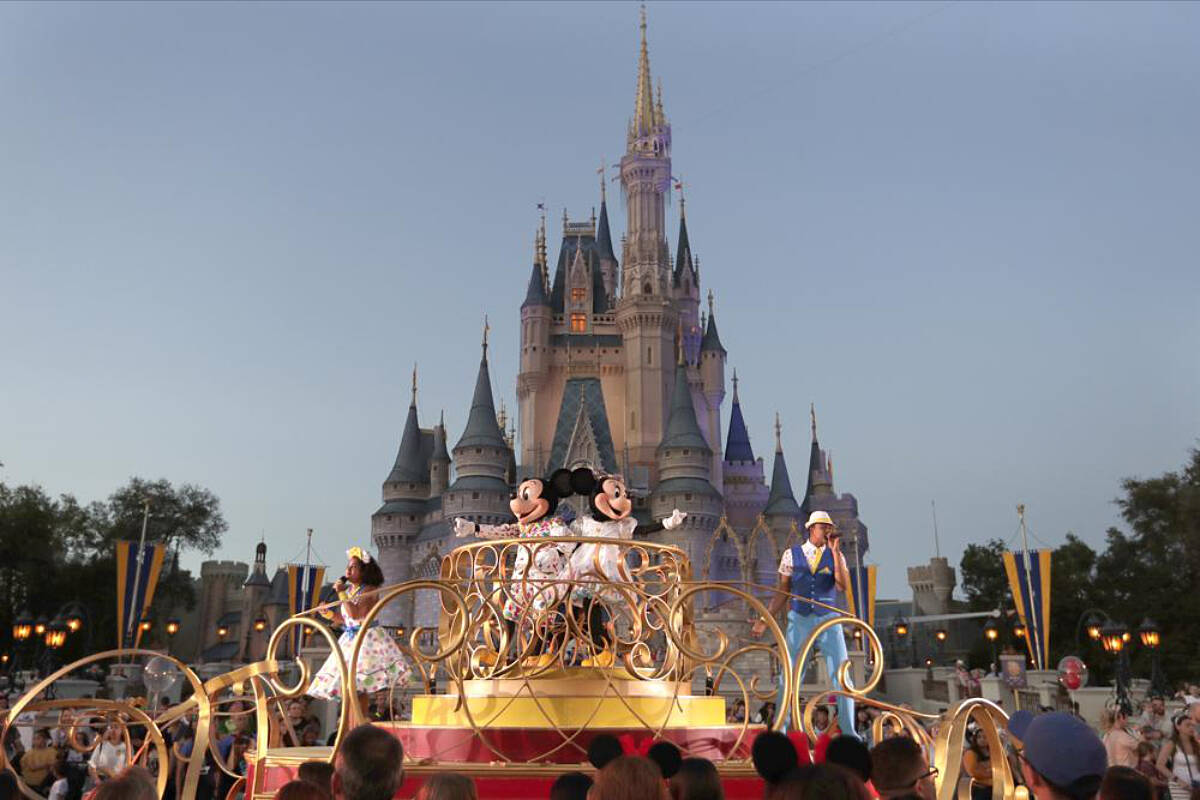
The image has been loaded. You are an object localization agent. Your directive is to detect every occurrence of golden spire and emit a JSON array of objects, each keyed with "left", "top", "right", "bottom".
[
  {"left": 482, "top": 314, "right": 490, "bottom": 355},
  {"left": 598, "top": 158, "right": 607, "bottom": 202},
  {"left": 707, "top": 288, "right": 714, "bottom": 317},
  {"left": 411, "top": 363, "right": 418, "bottom": 405},
  {"left": 632, "top": 4, "right": 655, "bottom": 138},
  {"left": 677, "top": 176, "right": 686, "bottom": 219},
  {"left": 775, "top": 412, "right": 783, "bottom": 453},
  {"left": 810, "top": 402, "right": 817, "bottom": 439},
  {"left": 732, "top": 368, "right": 740, "bottom": 403},
  {"left": 656, "top": 78, "right": 665, "bottom": 125}
]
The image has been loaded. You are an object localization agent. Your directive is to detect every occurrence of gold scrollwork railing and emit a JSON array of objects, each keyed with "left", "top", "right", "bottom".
[{"left": 1, "top": 538, "right": 1022, "bottom": 798}]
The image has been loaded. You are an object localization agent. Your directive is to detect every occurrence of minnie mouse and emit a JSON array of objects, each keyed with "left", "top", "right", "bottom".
[
  {"left": 567, "top": 470, "right": 686, "bottom": 666},
  {"left": 452, "top": 468, "right": 579, "bottom": 665}
]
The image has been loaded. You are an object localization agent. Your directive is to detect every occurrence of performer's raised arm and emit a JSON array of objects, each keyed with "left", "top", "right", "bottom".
[
  {"left": 632, "top": 508, "right": 687, "bottom": 537},
  {"left": 452, "top": 517, "right": 517, "bottom": 539}
]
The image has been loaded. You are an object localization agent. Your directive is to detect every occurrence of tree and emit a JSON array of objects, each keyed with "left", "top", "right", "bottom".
[{"left": 959, "top": 538, "right": 1010, "bottom": 612}]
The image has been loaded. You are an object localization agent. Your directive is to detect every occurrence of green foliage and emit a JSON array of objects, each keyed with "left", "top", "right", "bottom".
[
  {"left": 959, "top": 538, "right": 1010, "bottom": 612},
  {"left": 0, "top": 477, "right": 224, "bottom": 654}
]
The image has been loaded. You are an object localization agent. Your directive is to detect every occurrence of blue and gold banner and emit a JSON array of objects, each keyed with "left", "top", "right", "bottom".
[
  {"left": 287, "top": 564, "right": 325, "bottom": 654},
  {"left": 1003, "top": 549, "right": 1052, "bottom": 671},
  {"left": 846, "top": 563, "right": 877, "bottom": 629},
  {"left": 115, "top": 540, "right": 166, "bottom": 649}
]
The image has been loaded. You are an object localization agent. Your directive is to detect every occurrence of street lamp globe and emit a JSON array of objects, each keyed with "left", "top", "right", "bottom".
[
  {"left": 1085, "top": 613, "right": 1104, "bottom": 641},
  {"left": 34, "top": 616, "right": 48, "bottom": 637},
  {"left": 935, "top": 629, "right": 948, "bottom": 643},
  {"left": 1136, "top": 618, "right": 1159, "bottom": 649},
  {"left": 253, "top": 616, "right": 267, "bottom": 633},
  {"left": 984, "top": 619, "right": 999, "bottom": 642},
  {"left": 166, "top": 619, "right": 180, "bottom": 637},
  {"left": 1013, "top": 621, "right": 1027, "bottom": 640},
  {"left": 13, "top": 610, "right": 34, "bottom": 642},
  {"left": 893, "top": 618, "right": 909, "bottom": 638},
  {"left": 1101, "top": 621, "right": 1127, "bottom": 654},
  {"left": 45, "top": 619, "right": 68, "bottom": 649}
]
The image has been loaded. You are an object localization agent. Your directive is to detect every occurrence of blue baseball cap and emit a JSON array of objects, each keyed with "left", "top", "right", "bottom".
[
  {"left": 1007, "top": 710, "right": 1034, "bottom": 743},
  {"left": 1022, "top": 712, "right": 1106, "bottom": 788}
]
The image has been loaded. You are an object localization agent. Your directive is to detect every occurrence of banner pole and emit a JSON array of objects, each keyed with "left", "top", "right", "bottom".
[
  {"left": 1017, "top": 504, "right": 1044, "bottom": 671},
  {"left": 126, "top": 499, "right": 151, "bottom": 654}
]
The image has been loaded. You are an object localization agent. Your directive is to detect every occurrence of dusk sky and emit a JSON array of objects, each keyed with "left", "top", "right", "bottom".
[{"left": 2, "top": 1, "right": 1197, "bottom": 599}]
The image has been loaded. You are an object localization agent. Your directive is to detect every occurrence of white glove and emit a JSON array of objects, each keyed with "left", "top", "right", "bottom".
[
  {"left": 662, "top": 509, "right": 687, "bottom": 530},
  {"left": 453, "top": 518, "right": 477, "bottom": 538}
]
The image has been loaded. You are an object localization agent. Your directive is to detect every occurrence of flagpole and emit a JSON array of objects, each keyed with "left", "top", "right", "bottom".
[
  {"left": 1017, "top": 504, "right": 1044, "bottom": 671},
  {"left": 127, "top": 499, "right": 151, "bottom": 651}
]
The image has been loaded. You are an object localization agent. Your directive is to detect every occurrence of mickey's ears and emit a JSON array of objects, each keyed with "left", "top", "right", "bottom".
[
  {"left": 569, "top": 467, "right": 596, "bottom": 495},
  {"left": 548, "top": 469, "right": 574, "bottom": 497}
]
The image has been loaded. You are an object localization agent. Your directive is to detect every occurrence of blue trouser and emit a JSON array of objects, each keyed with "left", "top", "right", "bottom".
[{"left": 779, "top": 609, "right": 856, "bottom": 736}]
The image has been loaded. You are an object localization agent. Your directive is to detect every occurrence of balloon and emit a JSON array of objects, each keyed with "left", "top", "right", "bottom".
[
  {"left": 143, "top": 656, "right": 180, "bottom": 695},
  {"left": 1056, "top": 655, "right": 1088, "bottom": 691}
]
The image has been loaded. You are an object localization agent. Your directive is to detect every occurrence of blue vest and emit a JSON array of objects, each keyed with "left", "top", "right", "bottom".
[{"left": 788, "top": 544, "right": 838, "bottom": 616}]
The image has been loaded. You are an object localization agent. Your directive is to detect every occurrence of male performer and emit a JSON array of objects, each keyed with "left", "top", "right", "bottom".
[{"left": 751, "top": 510, "right": 856, "bottom": 736}]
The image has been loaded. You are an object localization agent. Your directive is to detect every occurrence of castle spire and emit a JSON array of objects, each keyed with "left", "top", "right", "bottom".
[
  {"left": 411, "top": 363, "right": 418, "bottom": 405},
  {"left": 700, "top": 289, "right": 726, "bottom": 354},
  {"left": 801, "top": 403, "right": 832, "bottom": 514},
  {"left": 765, "top": 412, "right": 801, "bottom": 516},
  {"left": 632, "top": 4, "right": 657, "bottom": 138},
  {"left": 454, "top": 321, "right": 508, "bottom": 452},
  {"left": 386, "top": 375, "right": 428, "bottom": 486},
  {"left": 724, "top": 369, "right": 754, "bottom": 463}
]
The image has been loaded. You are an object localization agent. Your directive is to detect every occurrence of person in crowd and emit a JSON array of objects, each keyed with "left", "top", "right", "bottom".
[
  {"left": 870, "top": 736, "right": 936, "bottom": 800},
  {"left": 275, "top": 780, "right": 331, "bottom": 800},
  {"left": 825, "top": 736, "right": 872, "bottom": 786},
  {"left": 587, "top": 735, "right": 625, "bottom": 771},
  {"left": 1103, "top": 708, "right": 1141, "bottom": 769},
  {"left": 415, "top": 773, "right": 477, "bottom": 800},
  {"left": 590, "top": 756, "right": 669, "bottom": 800},
  {"left": 669, "top": 757, "right": 723, "bottom": 800},
  {"left": 813, "top": 708, "right": 831, "bottom": 736},
  {"left": 1133, "top": 741, "right": 1164, "bottom": 794},
  {"left": 1099, "top": 767, "right": 1156, "bottom": 800},
  {"left": 0, "top": 771, "right": 18, "bottom": 800},
  {"left": 961, "top": 728, "right": 993, "bottom": 800},
  {"left": 752, "top": 731, "right": 803, "bottom": 794},
  {"left": 728, "top": 699, "right": 747, "bottom": 724},
  {"left": 45, "top": 761, "right": 72, "bottom": 800},
  {"left": 647, "top": 742, "right": 682, "bottom": 781},
  {"left": 549, "top": 772, "right": 592, "bottom": 800},
  {"left": 94, "top": 767, "right": 157, "bottom": 800},
  {"left": 1138, "top": 698, "right": 1174, "bottom": 748},
  {"left": 1018, "top": 712, "right": 1107, "bottom": 800},
  {"left": 300, "top": 722, "right": 322, "bottom": 748},
  {"left": 755, "top": 703, "right": 777, "bottom": 726},
  {"left": 766, "top": 764, "right": 872, "bottom": 800},
  {"left": 89, "top": 725, "right": 129, "bottom": 784},
  {"left": 853, "top": 709, "right": 872, "bottom": 743},
  {"left": 1099, "top": 766, "right": 1154, "bottom": 800},
  {"left": 298, "top": 762, "right": 335, "bottom": 797},
  {"left": 1155, "top": 714, "right": 1199, "bottom": 800},
  {"left": 331, "top": 724, "right": 404, "bottom": 800},
  {"left": 21, "top": 729, "right": 58, "bottom": 791}
]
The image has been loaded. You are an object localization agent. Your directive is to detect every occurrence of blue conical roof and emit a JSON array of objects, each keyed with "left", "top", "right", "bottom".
[
  {"left": 764, "top": 431, "right": 801, "bottom": 516},
  {"left": 724, "top": 380, "right": 754, "bottom": 463},
  {"left": 522, "top": 261, "right": 548, "bottom": 308},
  {"left": 454, "top": 346, "right": 508, "bottom": 451},
  {"left": 387, "top": 400, "right": 429, "bottom": 484}
]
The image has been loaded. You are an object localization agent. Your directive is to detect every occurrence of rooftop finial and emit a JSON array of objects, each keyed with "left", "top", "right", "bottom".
[
  {"left": 562, "top": 207, "right": 568, "bottom": 230},
  {"left": 482, "top": 314, "right": 490, "bottom": 356},
  {"left": 676, "top": 176, "right": 686, "bottom": 218},
  {"left": 598, "top": 158, "right": 607, "bottom": 202},
  {"left": 707, "top": 288, "right": 714, "bottom": 316},
  {"left": 810, "top": 402, "right": 817, "bottom": 440},
  {"left": 775, "top": 412, "right": 783, "bottom": 453},
  {"left": 827, "top": 451, "right": 834, "bottom": 482},
  {"left": 732, "top": 368, "right": 740, "bottom": 402},
  {"left": 411, "top": 363, "right": 418, "bottom": 405},
  {"left": 632, "top": 3, "right": 655, "bottom": 139}
]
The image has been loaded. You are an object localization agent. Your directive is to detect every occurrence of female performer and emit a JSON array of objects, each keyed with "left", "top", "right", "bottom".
[{"left": 308, "top": 547, "right": 412, "bottom": 717}]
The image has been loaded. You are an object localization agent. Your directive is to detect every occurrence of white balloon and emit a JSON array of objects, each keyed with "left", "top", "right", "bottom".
[{"left": 143, "top": 656, "right": 180, "bottom": 694}]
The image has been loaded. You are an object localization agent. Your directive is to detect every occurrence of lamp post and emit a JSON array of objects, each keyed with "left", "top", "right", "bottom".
[
  {"left": 984, "top": 618, "right": 999, "bottom": 672},
  {"left": 1138, "top": 618, "right": 1168, "bottom": 697},
  {"left": 1100, "top": 620, "right": 1132, "bottom": 714},
  {"left": 892, "top": 617, "right": 912, "bottom": 668}
]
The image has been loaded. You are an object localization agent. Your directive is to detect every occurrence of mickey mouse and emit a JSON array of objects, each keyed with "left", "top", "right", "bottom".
[
  {"left": 452, "top": 468, "right": 579, "bottom": 665},
  {"left": 567, "top": 470, "right": 686, "bottom": 666}
]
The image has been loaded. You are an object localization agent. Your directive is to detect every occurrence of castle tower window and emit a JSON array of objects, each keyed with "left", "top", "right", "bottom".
[
  {"left": 570, "top": 313, "right": 587, "bottom": 332},
  {"left": 571, "top": 288, "right": 586, "bottom": 302}
]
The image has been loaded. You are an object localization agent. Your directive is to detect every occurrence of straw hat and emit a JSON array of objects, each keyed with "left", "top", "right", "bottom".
[{"left": 804, "top": 511, "right": 835, "bottom": 529}]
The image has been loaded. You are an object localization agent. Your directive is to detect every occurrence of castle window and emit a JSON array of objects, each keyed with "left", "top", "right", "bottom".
[
  {"left": 472, "top": 492, "right": 480, "bottom": 500},
  {"left": 571, "top": 288, "right": 585, "bottom": 302},
  {"left": 683, "top": 449, "right": 690, "bottom": 456},
  {"left": 570, "top": 314, "right": 587, "bottom": 332},
  {"left": 643, "top": 283, "right": 652, "bottom": 295},
  {"left": 647, "top": 348, "right": 652, "bottom": 364},
  {"left": 630, "top": 410, "right": 636, "bottom": 430},
  {"left": 685, "top": 494, "right": 693, "bottom": 501}
]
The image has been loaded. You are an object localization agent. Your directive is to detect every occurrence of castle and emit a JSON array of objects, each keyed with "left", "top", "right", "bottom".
[{"left": 369, "top": 12, "right": 871, "bottom": 632}]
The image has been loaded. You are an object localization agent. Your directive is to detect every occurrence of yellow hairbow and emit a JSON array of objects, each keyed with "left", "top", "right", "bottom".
[{"left": 346, "top": 546, "right": 373, "bottom": 564}]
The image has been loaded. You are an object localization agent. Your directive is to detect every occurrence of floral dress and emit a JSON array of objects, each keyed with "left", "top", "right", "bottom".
[
  {"left": 308, "top": 585, "right": 412, "bottom": 699},
  {"left": 569, "top": 516, "right": 637, "bottom": 605},
  {"left": 502, "top": 516, "right": 577, "bottom": 622}
]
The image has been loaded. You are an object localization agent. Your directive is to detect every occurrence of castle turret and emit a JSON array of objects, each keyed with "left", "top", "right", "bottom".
[
  {"left": 596, "top": 172, "right": 619, "bottom": 301},
  {"left": 651, "top": 340, "right": 721, "bottom": 562},
  {"left": 721, "top": 371, "right": 768, "bottom": 533},
  {"left": 799, "top": 406, "right": 869, "bottom": 566},
  {"left": 446, "top": 323, "right": 515, "bottom": 529},
  {"left": 430, "top": 410, "right": 451, "bottom": 496},
  {"left": 239, "top": 541, "right": 271, "bottom": 661},
  {"left": 519, "top": 215, "right": 553, "bottom": 474}
]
